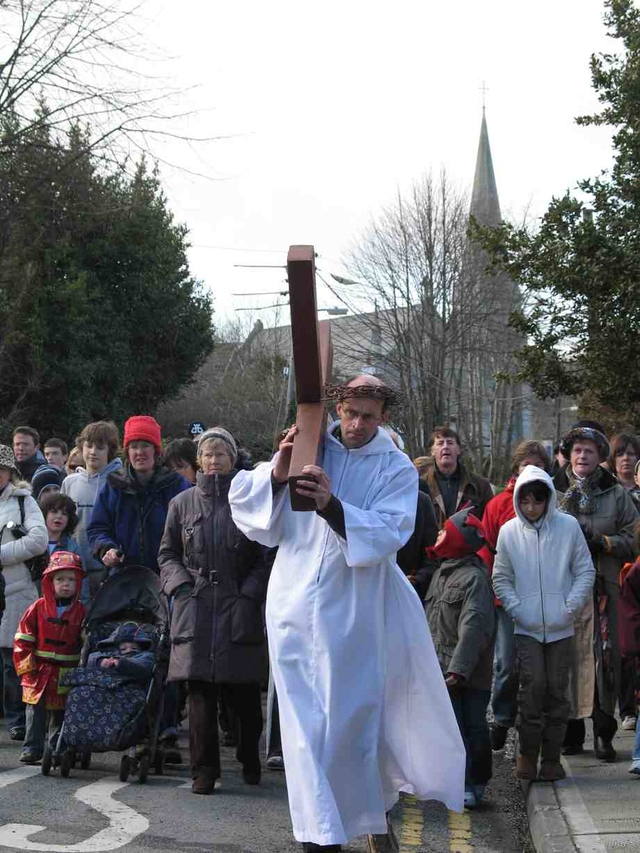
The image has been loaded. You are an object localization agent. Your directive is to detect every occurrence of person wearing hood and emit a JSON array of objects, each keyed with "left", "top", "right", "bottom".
[
  {"left": 158, "top": 427, "right": 269, "bottom": 795},
  {"left": 478, "top": 440, "right": 551, "bottom": 753},
  {"left": 424, "top": 508, "right": 496, "bottom": 810},
  {"left": 0, "top": 445, "right": 48, "bottom": 742},
  {"left": 228, "top": 377, "right": 465, "bottom": 853},
  {"left": 87, "top": 623, "right": 155, "bottom": 683},
  {"left": 62, "top": 421, "right": 123, "bottom": 601},
  {"left": 493, "top": 466, "right": 595, "bottom": 782},
  {"left": 555, "top": 425, "right": 638, "bottom": 760},
  {"left": 13, "top": 551, "right": 85, "bottom": 763}
]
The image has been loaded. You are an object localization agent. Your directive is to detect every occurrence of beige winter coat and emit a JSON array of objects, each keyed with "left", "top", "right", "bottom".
[
  {"left": 556, "top": 467, "right": 638, "bottom": 717},
  {"left": 0, "top": 482, "right": 47, "bottom": 648}
]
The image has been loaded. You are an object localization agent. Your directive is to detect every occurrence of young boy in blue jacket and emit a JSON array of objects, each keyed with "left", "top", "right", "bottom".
[{"left": 493, "top": 466, "right": 595, "bottom": 782}]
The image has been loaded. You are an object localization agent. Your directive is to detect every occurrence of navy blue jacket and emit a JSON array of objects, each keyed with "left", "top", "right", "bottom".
[{"left": 86, "top": 464, "right": 190, "bottom": 573}]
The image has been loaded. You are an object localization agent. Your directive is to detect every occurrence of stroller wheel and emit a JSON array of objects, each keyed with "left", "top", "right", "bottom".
[
  {"left": 138, "top": 755, "right": 149, "bottom": 784},
  {"left": 41, "top": 744, "right": 52, "bottom": 776},
  {"left": 119, "top": 754, "right": 130, "bottom": 783},
  {"left": 60, "top": 752, "right": 72, "bottom": 778},
  {"left": 80, "top": 750, "right": 91, "bottom": 770},
  {"left": 154, "top": 748, "right": 164, "bottom": 776}
]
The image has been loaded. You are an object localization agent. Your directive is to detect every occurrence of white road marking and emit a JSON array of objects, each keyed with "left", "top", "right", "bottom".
[
  {"left": 0, "top": 777, "right": 149, "bottom": 852},
  {"left": 0, "top": 767, "right": 41, "bottom": 788}
]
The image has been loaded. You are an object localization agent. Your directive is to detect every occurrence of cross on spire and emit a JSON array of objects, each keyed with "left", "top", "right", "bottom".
[{"left": 479, "top": 80, "right": 489, "bottom": 112}]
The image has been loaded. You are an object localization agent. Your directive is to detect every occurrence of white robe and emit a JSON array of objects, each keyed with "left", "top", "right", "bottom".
[{"left": 229, "top": 426, "right": 465, "bottom": 845}]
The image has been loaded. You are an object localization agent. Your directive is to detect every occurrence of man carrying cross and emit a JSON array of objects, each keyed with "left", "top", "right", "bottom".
[{"left": 229, "top": 374, "right": 464, "bottom": 852}]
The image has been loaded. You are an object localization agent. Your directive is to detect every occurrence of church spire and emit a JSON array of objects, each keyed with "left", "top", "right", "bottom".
[{"left": 469, "top": 109, "right": 501, "bottom": 228}]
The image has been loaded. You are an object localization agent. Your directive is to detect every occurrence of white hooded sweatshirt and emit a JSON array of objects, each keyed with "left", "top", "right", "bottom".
[
  {"left": 493, "top": 465, "right": 595, "bottom": 643},
  {"left": 229, "top": 424, "right": 465, "bottom": 846}
]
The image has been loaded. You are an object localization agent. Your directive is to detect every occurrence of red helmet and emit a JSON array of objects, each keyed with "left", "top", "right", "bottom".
[{"left": 43, "top": 551, "right": 85, "bottom": 577}]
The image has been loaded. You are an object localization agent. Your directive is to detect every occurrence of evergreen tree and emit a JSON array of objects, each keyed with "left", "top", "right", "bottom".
[
  {"left": 0, "top": 112, "right": 214, "bottom": 441},
  {"left": 476, "top": 0, "right": 640, "bottom": 419}
]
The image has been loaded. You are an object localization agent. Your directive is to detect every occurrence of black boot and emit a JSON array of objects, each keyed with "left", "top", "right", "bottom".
[{"left": 594, "top": 737, "right": 616, "bottom": 762}]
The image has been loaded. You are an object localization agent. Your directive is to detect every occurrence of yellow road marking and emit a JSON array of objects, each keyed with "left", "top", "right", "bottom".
[
  {"left": 399, "top": 795, "right": 424, "bottom": 850},
  {"left": 448, "top": 810, "right": 473, "bottom": 853}
]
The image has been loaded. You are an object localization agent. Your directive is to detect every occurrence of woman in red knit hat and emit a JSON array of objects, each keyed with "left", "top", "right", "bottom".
[{"left": 86, "top": 414, "right": 191, "bottom": 765}]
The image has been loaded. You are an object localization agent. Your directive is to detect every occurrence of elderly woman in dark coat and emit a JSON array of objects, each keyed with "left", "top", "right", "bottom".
[
  {"left": 158, "top": 427, "right": 269, "bottom": 795},
  {"left": 555, "top": 425, "right": 638, "bottom": 761}
]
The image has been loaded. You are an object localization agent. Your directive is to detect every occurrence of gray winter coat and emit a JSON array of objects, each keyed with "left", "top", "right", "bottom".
[
  {"left": 158, "top": 471, "right": 269, "bottom": 684},
  {"left": 555, "top": 466, "right": 639, "bottom": 716},
  {"left": 424, "top": 555, "right": 496, "bottom": 691}
]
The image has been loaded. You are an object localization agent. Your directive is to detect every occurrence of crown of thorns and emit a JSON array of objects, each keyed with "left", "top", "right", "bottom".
[{"left": 324, "top": 382, "right": 400, "bottom": 408}]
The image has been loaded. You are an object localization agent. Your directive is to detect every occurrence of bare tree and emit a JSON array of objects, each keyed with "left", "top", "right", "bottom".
[
  {"left": 0, "top": 0, "right": 216, "bottom": 164},
  {"left": 155, "top": 309, "right": 292, "bottom": 461},
  {"left": 329, "top": 170, "right": 524, "bottom": 476}
]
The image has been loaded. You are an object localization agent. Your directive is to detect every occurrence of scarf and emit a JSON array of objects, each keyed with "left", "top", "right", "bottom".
[{"left": 559, "top": 466, "right": 602, "bottom": 515}]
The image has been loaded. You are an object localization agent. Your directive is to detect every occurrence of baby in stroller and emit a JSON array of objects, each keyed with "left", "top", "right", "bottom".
[
  {"left": 87, "top": 623, "right": 155, "bottom": 683},
  {"left": 53, "top": 566, "right": 169, "bottom": 782}
]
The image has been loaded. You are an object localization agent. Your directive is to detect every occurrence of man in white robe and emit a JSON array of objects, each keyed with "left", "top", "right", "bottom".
[{"left": 229, "top": 377, "right": 465, "bottom": 852}]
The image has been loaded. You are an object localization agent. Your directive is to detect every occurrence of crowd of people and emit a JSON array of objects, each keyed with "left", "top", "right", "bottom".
[{"left": 2, "top": 390, "right": 640, "bottom": 852}]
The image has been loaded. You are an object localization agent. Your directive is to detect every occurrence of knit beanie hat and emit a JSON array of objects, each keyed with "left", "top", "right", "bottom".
[
  {"left": 31, "top": 464, "right": 65, "bottom": 500},
  {"left": 197, "top": 426, "right": 238, "bottom": 464},
  {"left": 124, "top": 416, "right": 162, "bottom": 455},
  {"left": 560, "top": 422, "right": 609, "bottom": 462},
  {"left": 0, "top": 445, "right": 20, "bottom": 479},
  {"left": 427, "top": 507, "right": 486, "bottom": 561}
]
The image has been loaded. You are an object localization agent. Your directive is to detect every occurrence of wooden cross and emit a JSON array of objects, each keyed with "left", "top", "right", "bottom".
[{"left": 286, "top": 245, "right": 333, "bottom": 511}]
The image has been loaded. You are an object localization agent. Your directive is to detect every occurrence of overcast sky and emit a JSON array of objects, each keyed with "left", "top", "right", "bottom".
[{"left": 146, "top": 0, "right": 616, "bottom": 324}]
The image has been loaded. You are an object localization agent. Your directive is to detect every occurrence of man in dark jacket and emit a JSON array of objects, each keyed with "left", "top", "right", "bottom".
[
  {"left": 422, "top": 426, "right": 494, "bottom": 530},
  {"left": 425, "top": 507, "right": 496, "bottom": 810},
  {"left": 12, "top": 427, "right": 45, "bottom": 484},
  {"left": 396, "top": 481, "right": 438, "bottom": 598}
]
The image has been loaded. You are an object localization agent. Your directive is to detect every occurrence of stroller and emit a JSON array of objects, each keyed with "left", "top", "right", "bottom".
[{"left": 42, "top": 565, "right": 170, "bottom": 783}]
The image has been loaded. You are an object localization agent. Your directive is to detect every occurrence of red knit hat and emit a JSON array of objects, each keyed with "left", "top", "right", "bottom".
[
  {"left": 426, "top": 507, "right": 486, "bottom": 561},
  {"left": 123, "top": 415, "right": 162, "bottom": 454}
]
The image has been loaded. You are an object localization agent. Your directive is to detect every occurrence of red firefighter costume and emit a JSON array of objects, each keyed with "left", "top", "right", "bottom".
[{"left": 13, "top": 551, "right": 86, "bottom": 710}]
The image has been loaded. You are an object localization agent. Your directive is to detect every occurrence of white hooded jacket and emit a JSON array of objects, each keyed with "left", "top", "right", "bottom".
[{"left": 492, "top": 465, "right": 595, "bottom": 643}]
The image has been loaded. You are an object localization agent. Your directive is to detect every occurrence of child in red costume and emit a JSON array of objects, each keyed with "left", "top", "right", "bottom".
[{"left": 13, "top": 550, "right": 85, "bottom": 763}]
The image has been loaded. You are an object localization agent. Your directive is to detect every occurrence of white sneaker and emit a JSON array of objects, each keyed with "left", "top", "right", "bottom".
[
  {"left": 622, "top": 716, "right": 637, "bottom": 731},
  {"left": 464, "top": 789, "right": 477, "bottom": 809}
]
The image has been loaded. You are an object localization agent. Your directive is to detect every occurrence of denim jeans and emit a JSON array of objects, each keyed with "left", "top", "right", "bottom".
[
  {"left": 23, "top": 698, "right": 63, "bottom": 758},
  {"left": 491, "top": 607, "right": 518, "bottom": 728},
  {"left": 0, "top": 646, "right": 25, "bottom": 731},
  {"left": 632, "top": 721, "right": 640, "bottom": 767},
  {"left": 449, "top": 686, "right": 492, "bottom": 787}
]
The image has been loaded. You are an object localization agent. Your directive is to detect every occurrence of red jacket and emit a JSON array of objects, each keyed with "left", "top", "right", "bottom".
[
  {"left": 619, "top": 559, "right": 640, "bottom": 660},
  {"left": 477, "top": 478, "right": 516, "bottom": 572},
  {"left": 13, "top": 558, "right": 85, "bottom": 709}
]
